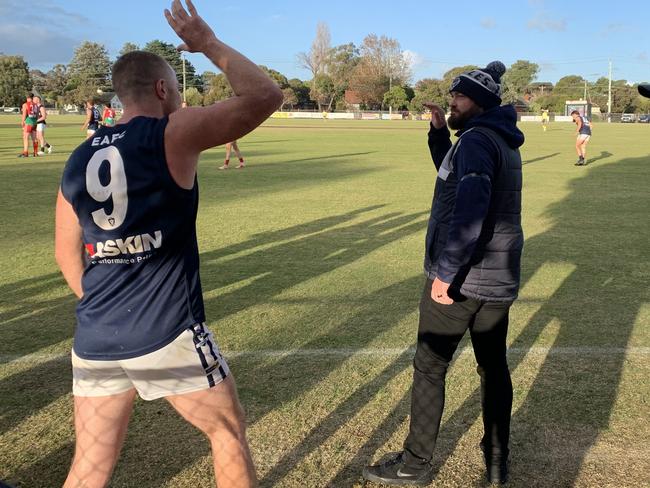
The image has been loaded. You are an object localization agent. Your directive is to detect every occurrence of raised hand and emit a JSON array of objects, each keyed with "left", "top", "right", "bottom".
[
  {"left": 164, "top": 0, "right": 218, "bottom": 53},
  {"left": 423, "top": 102, "right": 447, "bottom": 129}
]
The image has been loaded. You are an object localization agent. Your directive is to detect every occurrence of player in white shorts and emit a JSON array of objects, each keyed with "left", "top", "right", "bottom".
[
  {"left": 33, "top": 96, "right": 52, "bottom": 154},
  {"left": 55, "top": 1, "right": 282, "bottom": 486}
]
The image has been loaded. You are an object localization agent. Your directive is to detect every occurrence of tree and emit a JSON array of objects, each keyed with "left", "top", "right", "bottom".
[
  {"left": 44, "top": 64, "right": 69, "bottom": 107},
  {"left": 259, "top": 65, "right": 289, "bottom": 89},
  {"left": 184, "top": 86, "right": 203, "bottom": 106},
  {"left": 288, "top": 78, "right": 311, "bottom": 109},
  {"left": 409, "top": 78, "right": 447, "bottom": 113},
  {"left": 297, "top": 22, "right": 331, "bottom": 78},
  {"left": 383, "top": 85, "right": 408, "bottom": 111},
  {"left": 442, "top": 65, "right": 480, "bottom": 84},
  {"left": 310, "top": 73, "right": 336, "bottom": 111},
  {"left": 143, "top": 40, "right": 197, "bottom": 90},
  {"left": 281, "top": 87, "right": 298, "bottom": 110},
  {"left": 501, "top": 60, "right": 539, "bottom": 103},
  {"left": 202, "top": 73, "right": 233, "bottom": 104},
  {"left": 553, "top": 75, "right": 585, "bottom": 101},
  {"left": 30, "top": 69, "right": 48, "bottom": 95},
  {"left": 0, "top": 55, "right": 31, "bottom": 106},
  {"left": 327, "top": 43, "right": 360, "bottom": 109},
  {"left": 349, "top": 34, "right": 411, "bottom": 109},
  {"left": 119, "top": 42, "right": 139, "bottom": 57},
  {"left": 67, "top": 41, "right": 112, "bottom": 102},
  {"left": 609, "top": 81, "right": 638, "bottom": 113}
]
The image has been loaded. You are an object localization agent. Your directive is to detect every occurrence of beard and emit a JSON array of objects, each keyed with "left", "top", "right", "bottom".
[{"left": 447, "top": 105, "right": 483, "bottom": 130}]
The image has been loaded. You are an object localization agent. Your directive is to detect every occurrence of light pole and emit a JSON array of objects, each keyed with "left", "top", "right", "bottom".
[{"left": 182, "top": 53, "right": 187, "bottom": 104}]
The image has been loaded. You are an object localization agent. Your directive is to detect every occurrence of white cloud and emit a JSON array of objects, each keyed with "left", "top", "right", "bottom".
[
  {"left": 480, "top": 17, "right": 496, "bottom": 29},
  {"left": 527, "top": 12, "right": 566, "bottom": 32},
  {"left": 600, "top": 23, "right": 627, "bottom": 37},
  {"left": 0, "top": 0, "right": 88, "bottom": 27},
  {"left": 402, "top": 50, "right": 428, "bottom": 71},
  {"left": 0, "top": 23, "right": 78, "bottom": 65}
]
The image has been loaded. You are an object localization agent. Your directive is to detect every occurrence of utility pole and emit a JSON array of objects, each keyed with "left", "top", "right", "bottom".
[
  {"left": 607, "top": 60, "right": 612, "bottom": 123},
  {"left": 583, "top": 80, "right": 587, "bottom": 101},
  {"left": 182, "top": 53, "right": 187, "bottom": 103},
  {"left": 388, "top": 55, "right": 393, "bottom": 115}
]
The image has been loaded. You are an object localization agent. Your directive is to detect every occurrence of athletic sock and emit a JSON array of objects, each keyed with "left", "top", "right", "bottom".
[
  {"left": 238, "top": 158, "right": 244, "bottom": 163},
  {"left": 33, "top": 142, "right": 38, "bottom": 155}
]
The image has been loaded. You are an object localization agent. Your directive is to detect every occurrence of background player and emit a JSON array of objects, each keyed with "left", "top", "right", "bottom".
[
  {"left": 220, "top": 140, "right": 245, "bottom": 169},
  {"left": 541, "top": 109, "right": 549, "bottom": 132},
  {"left": 102, "top": 103, "right": 116, "bottom": 127},
  {"left": 571, "top": 110, "right": 592, "bottom": 166},
  {"left": 18, "top": 94, "right": 38, "bottom": 157},
  {"left": 81, "top": 99, "right": 102, "bottom": 138},
  {"left": 34, "top": 95, "right": 53, "bottom": 154}
]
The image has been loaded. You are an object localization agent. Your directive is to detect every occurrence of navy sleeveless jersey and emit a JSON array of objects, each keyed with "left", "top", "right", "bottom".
[
  {"left": 88, "top": 106, "right": 101, "bottom": 130},
  {"left": 60, "top": 116, "right": 206, "bottom": 360},
  {"left": 579, "top": 116, "right": 592, "bottom": 135}
]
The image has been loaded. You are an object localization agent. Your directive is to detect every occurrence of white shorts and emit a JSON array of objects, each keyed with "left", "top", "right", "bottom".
[
  {"left": 72, "top": 324, "right": 230, "bottom": 400},
  {"left": 577, "top": 134, "right": 591, "bottom": 142},
  {"left": 36, "top": 123, "right": 46, "bottom": 132}
]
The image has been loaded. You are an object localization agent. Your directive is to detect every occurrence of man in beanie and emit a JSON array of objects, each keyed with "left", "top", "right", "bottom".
[{"left": 363, "top": 61, "right": 524, "bottom": 486}]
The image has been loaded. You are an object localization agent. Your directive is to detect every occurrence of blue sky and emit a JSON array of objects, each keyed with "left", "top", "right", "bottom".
[{"left": 1, "top": 0, "right": 649, "bottom": 84}]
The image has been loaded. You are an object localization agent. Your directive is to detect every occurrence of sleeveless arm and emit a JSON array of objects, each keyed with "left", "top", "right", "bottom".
[
  {"left": 164, "top": 1, "right": 283, "bottom": 189},
  {"left": 55, "top": 189, "right": 85, "bottom": 298}
]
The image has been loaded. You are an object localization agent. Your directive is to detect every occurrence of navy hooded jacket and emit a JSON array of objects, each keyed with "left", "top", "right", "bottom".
[{"left": 424, "top": 104, "right": 524, "bottom": 302}]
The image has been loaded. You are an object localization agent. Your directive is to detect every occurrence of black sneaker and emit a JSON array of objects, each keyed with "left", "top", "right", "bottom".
[
  {"left": 575, "top": 157, "right": 584, "bottom": 166},
  {"left": 480, "top": 442, "right": 508, "bottom": 485},
  {"left": 362, "top": 451, "right": 433, "bottom": 486}
]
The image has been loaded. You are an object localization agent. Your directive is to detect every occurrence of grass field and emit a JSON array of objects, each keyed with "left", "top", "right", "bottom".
[{"left": 0, "top": 114, "right": 649, "bottom": 488}]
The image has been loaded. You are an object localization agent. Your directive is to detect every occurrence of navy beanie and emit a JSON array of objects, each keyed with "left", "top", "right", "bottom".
[
  {"left": 449, "top": 61, "right": 507, "bottom": 109},
  {"left": 639, "top": 83, "right": 650, "bottom": 98}
]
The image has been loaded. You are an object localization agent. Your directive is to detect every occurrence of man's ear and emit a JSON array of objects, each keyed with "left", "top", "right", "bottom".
[{"left": 154, "top": 79, "right": 167, "bottom": 101}]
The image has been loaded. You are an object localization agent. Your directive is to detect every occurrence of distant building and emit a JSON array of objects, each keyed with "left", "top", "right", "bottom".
[
  {"left": 110, "top": 94, "right": 123, "bottom": 110},
  {"left": 344, "top": 90, "right": 362, "bottom": 110}
]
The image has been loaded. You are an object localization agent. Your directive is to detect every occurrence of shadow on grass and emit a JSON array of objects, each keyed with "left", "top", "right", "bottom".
[
  {"left": 584, "top": 150, "right": 613, "bottom": 164},
  {"left": 522, "top": 152, "right": 560, "bottom": 165},
  {"left": 1, "top": 206, "right": 426, "bottom": 487},
  {"left": 343, "top": 155, "right": 649, "bottom": 487},
  {"left": 4, "top": 155, "right": 647, "bottom": 487}
]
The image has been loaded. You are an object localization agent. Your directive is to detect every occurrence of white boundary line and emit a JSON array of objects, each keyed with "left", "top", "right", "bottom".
[{"left": 1, "top": 346, "right": 649, "bottom": 364}]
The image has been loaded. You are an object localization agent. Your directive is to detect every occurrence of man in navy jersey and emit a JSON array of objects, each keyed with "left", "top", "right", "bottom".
[
  {"left": 55, "top": 1, "right": 282, "bottom": 486},
  {"left": 570, "top": 110, "right": 592, "bottom": 166},
  {"left": 81, "top": 98, "right": 102, "bottom": 139}
]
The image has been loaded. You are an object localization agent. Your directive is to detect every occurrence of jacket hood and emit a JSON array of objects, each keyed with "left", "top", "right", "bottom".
[{"left": 460, "top": 104, "right": 525, "bottom": 149}]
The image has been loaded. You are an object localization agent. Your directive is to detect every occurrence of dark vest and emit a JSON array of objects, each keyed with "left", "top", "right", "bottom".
[
  {"left": 424, "top": 127, "right": 523, "bottom": 302},
  {"left": 61, "top": 116, "right": 206, "bottom": 360}
]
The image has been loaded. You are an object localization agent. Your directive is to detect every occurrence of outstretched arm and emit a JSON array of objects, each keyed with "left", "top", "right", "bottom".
[{"left": 163, "top": 0, "right": 283, "bottom": 188}]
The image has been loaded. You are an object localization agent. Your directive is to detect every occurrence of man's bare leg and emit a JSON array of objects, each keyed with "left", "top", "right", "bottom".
[
  {"left": 166, "top": 376, "right": 257, "bottom": 487},
  {"left": 63, "top": 389, "right": 136, "bottom": 488}
]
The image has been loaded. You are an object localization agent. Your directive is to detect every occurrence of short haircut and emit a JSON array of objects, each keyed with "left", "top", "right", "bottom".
[
  {"left": 571, "top": 110, "right": 580, "bottom": 115},
  {"left": 87, "top": 98, "right": 95, "bottom": 104},
  {"left": 112, "top": 51, "right": 175, "bottom": 102}
]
